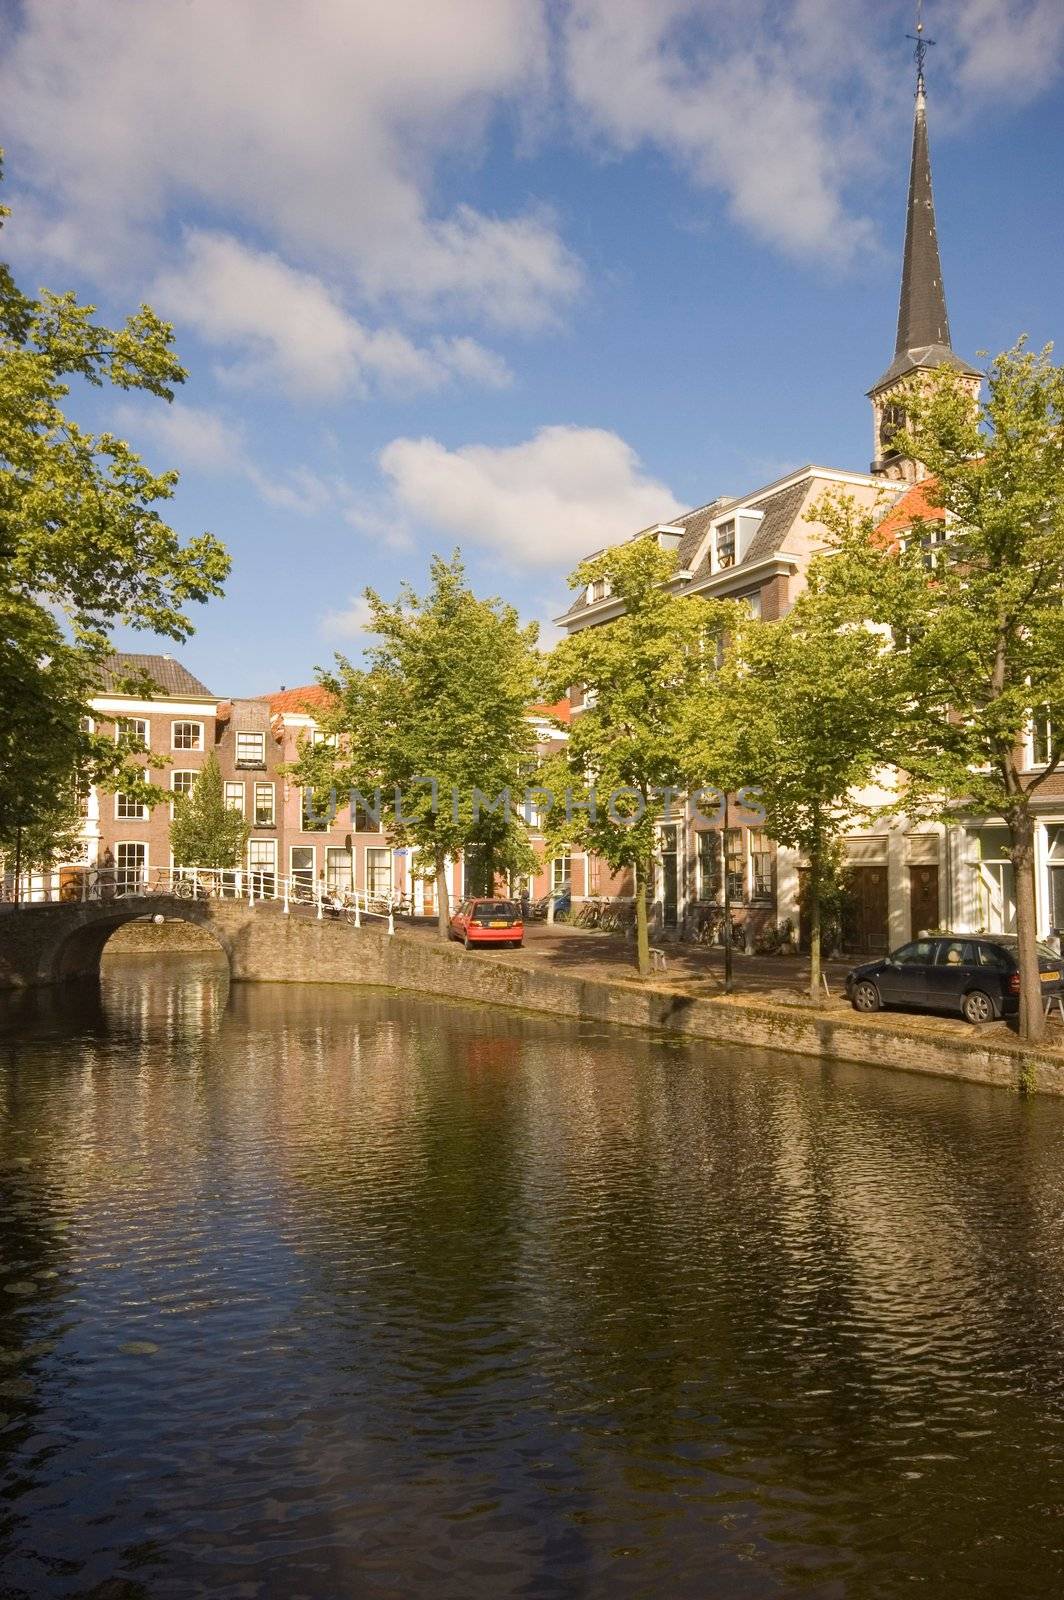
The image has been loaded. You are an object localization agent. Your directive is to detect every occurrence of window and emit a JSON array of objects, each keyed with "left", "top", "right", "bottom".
[
  {"left": 352, "top": 794, "right": 381, "bottom": 832},
  {"left": 697, "top": 831, "right": 721, "bottom": 901},
  {"left": 326, "top": 846, "right": 353, "bottom": 896},
  {"left": 367, "top": 848, "right": 392, "bottom": 898},
  {"left": 978, "top": 944, "right": 1013, "bottom": 973},
  {"left": 551, "top": 851, "right": 571, "bottom": 894},
  {"left": 224, "top": 781, "right": 245, "bottom": 814},
  {"left": 588, "top": 577, "right": 609, "bottom": 603},
  {"left": 115, "top": 791, "right": 148, "bottom": 820},
  {"left": 749, "top": 829, "right": 772, "bottom": 900},
  {"left": 301, "top": 788, "right": 331, "bottom": 831},
  {"left": 744, "top": 590, "right": 762, "bottom": 620},
  {"left": 893, "top": 940, "right": 935, "bottom": 967},
  {"left": 1031, "top": 710, "right": 1055, "bottom": 768},
  {"left": 715, "top": 520, "right": 735, "bottom": 569},
  {"left": 115, "top": 717, "right": 148, "bottom": 750},
  {"left": 937, "top": 940, "right": 976, "bottom": 968},
  {"left": 115, "top": 841, "right": 147, "bottom": 895},
  {"left": 236, "top": 732, "right": 266, "bottom": 768},
  {"left": 290, "top": 845, "right": 315, "bottom": 894},
  {"left": 248, "top": 839, "right": 276, "bottom": 895},
  {"left": 879, "top": 401, "right": 905, "bottom": 452},
  {"left": 725, "top": 828, "right": 744, "bottom": 901},
  {"left": 254, "top": 783, "right": 274, "bottom": 825},
  {"left": 311, "top": 728, "right": 339, "bottom": 748},
  {"left": 172, "top": 720, "right": 203, "bottom": 751},
  {"left": 171, "top": 771, "right": 197, "bottom": 812}
]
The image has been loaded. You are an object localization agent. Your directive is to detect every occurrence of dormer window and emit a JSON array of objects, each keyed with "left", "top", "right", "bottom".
[
  {"left": 715, "top": 520, "right": 735, "bottom": 569},
  {"left": 587, "top": 578, "right": 609, "bottom": 603}
]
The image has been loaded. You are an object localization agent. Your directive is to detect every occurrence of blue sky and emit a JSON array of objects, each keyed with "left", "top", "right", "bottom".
[{"left": 2, "top": 0, "right": 1063, "bottom": 696}]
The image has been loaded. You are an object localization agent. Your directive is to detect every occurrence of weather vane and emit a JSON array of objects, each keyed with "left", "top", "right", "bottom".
[{"left": 906, "top": 0, "right": 935, "bottom": 92}]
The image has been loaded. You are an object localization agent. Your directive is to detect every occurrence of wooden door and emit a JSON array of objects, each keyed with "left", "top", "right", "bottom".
[
  {"left": 841, "top": 866, "right": 889, "bottom": 955},
  {"left": 909, "top": 864, "right": 939, "bottom": 939}
]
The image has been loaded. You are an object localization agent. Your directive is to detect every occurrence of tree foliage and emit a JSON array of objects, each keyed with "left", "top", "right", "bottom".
[
  {"left": 169, "top": 752, "right": 249, "bottom": 870},
  {"left": 0, "top": 153, "right": 230, "bottom": 865},
  {"left": 814, "top": 340, "right": 1064, "bottom": 1040},
  {"left": 293, "top": 553, "right": 539, "bottom": 935},
  {"left": 691, "top": 591, "right": 906, "bottom": 1002},
  {"left": 542, "top": 538, "right": 737, "bottom": 975}
]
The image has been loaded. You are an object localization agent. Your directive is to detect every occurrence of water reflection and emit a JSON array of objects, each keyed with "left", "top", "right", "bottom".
[{"left": 1, "top": 956, "right": 1063, "bottom": 1597}]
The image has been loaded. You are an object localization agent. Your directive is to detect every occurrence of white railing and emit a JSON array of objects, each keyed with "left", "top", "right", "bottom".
[{"left": 1, "top": 865, "right": 401, "bottom": 933}]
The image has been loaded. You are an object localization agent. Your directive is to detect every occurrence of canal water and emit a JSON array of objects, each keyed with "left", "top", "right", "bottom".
[{"left": 2, "top": 955, "right": 1063, "bottom": 1599}]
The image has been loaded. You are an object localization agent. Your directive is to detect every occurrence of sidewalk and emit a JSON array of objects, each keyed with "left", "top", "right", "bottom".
[{"left": 403, "top": 916, "right": 1064, "bottom": 1053}]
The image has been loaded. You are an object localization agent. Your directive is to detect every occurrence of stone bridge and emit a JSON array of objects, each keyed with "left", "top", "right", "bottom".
[{"left": 0, "top": 896, "right": 379, "bottom": 988}]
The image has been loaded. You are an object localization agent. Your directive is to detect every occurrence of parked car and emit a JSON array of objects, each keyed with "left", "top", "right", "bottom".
[
  {"left": 845, "top": 934, "right": 1064, "bottom": 1024},
  {"left": 531, "top": 884, "right": 570, "bottom": 920},
  {"left": 449, "top": 898, "right": 524, "bottom": 949}
]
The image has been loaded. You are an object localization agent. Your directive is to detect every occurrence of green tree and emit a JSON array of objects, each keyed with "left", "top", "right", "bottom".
[
  {"left": 693, "top": 593, "right": 906, "bottom": 1003},
  {"left": 294, "top": 553, "right": 539, "bottom": 937},
  {"left": 1, "top": 154, "right": 230, "bottom": 856},
  {"left": 0, "top": 594, "right": 157, "bottom": 889},
  {"left": 817, "top": 341, "right": 1064, "bottom": 1041},
  {"left": 542, "top": 538, "right": 736, "bottom": 977},
  {"left": 169, "top": 753, "right": 249, "bottom": 870}
]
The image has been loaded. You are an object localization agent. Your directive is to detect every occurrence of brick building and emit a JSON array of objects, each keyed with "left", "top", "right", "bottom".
[{"left": 65, "top": 658, "right": 577, "bottom": 910}]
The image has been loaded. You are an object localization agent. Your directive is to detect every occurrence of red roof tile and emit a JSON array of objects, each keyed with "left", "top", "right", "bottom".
[
  {"left": 529, "top": 698, "right": 571, "bottom": 725},
  {"left": 876, "top": 478, "right": 945, "bottom": 544},
  {"left": 262, "top": 684, "right": 337, "bottom": 715}
]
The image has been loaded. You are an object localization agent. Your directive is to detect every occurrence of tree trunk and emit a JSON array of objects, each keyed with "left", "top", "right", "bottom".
[
  {"left": 634, "top": 858, "right": 651, "bottom": 978},
  {"left": 808, "top": 845, "right": 823, "bottom": 1006},
  {"left": 13, "top": 823, "right": 22, "bottom": 909},
  {"left": 435, "top": 852, "right": 451, "bottom": 941},
  {"left": 1011, "top": 810, "right": 1044, "bottom": 1043}
]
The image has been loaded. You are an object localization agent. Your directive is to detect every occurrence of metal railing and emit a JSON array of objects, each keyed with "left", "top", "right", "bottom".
[{"left": 1, "top": 864, "right": 400, "bottom": 933}]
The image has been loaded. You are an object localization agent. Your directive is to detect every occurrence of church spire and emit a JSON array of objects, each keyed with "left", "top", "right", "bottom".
[
  {"left": 868, "top": 2, "right": 980, "bottom": 482},
  {"left": 895, "top": 73, "right": 950, "bottom": 356}
]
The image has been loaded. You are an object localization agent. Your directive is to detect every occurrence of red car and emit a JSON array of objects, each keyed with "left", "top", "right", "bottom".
[{"left": 449, "top": 898, "right": 524, "bottom": 949}]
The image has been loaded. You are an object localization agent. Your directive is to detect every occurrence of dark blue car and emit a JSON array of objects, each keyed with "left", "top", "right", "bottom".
[{"left": 845, "top": 933, "right": 1064, "bottom": 1025}]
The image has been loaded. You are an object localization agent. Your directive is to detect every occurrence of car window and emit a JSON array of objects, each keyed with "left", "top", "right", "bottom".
[
  {"left": 977, "top": 944, "right": 1013, "bottom": 973},
  {"left": 892, "top": 940, "right": 936, "bottom": 967},
  {"left": 937, "top": 940, "right": 976, "bottom": 967}
]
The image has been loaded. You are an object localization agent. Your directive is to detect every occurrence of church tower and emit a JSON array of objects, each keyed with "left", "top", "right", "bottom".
[{"left": 869, "top": 11, "right": 981, "bottom": 483}]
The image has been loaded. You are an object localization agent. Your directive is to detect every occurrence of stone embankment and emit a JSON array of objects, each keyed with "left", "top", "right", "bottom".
[{"left": 225, "top": 917, "right": 1064, "bottom": 1098}]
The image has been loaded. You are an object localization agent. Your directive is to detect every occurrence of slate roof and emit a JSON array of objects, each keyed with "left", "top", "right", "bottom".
[
  {"left": 560, "top": 498, "right": 732, "bottom": 619},
  {"left": 871, "top": 85, "right": 979, "bottom": 392},
  {"left": 97, "top": 653, "right": 214, "bottom": 698}
]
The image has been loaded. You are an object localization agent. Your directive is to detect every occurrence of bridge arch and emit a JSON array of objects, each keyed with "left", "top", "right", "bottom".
[{"left": 49, "top": 900, "right": 235, "bottom": 984}]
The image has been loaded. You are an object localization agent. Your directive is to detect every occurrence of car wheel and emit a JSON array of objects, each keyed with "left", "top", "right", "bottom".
[
  {"left": 852, "top": 979, "right": 881, "bottom": 1013},
  {"left": 962, "top": 988, "right": 995, "bottom": 1025},
  {"left": 464, "top": 933, "right": 473, "bottom": 951}
]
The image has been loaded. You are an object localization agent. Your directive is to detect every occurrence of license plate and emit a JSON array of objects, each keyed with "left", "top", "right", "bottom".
[
  {"left": 489, "top": 920, "right": 508, "bottom": 928},
  {"left": 1042, "top": 970, "right": 1061, "bottom": 983}
]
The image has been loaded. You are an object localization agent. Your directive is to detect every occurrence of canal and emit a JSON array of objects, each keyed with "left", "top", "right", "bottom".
[{"left": 2, "top": 953, "right": 1063, "bottom": 1598}]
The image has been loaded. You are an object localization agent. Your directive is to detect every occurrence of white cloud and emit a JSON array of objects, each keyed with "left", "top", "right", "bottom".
[
  {"left": 562, "top": 0, "right": 876, "bottom": 265},
  {"left": 952, "top": 0, "right": 1064, "bottom": 102},
  {"left": 153, "top": 232, "right": 512, "bottom": 400},
  {"left": 112, "top": 399, "right": 245, "bottom": 472},
  {"left": 375, "top": 424, "right": 683, "bottom": 568},
  {"left": 319, "top": 594, "right": 377, "bottom": 642},
  {"left": 0, "top": 0, "right": 578, "bottom": 328},
  {"left": 560, "top": 0, "right": 1064, "bottom": 266}
]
